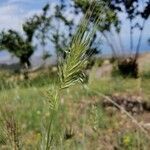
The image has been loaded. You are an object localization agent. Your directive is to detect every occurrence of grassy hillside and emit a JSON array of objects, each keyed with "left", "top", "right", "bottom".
[
  {"left": 0, "top": 54, "right": 150, "bottom": 150},
  {"left": 0, "top": 60, "right": 150, "bottom": 149}
]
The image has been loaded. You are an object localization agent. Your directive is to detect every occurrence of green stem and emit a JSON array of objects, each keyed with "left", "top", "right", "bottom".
[
  {"left": 46, "top": 109, "right": 56, "bottom": 150},
  {"left": 45, "top": 86, "right": 60, "bottom": 150}
]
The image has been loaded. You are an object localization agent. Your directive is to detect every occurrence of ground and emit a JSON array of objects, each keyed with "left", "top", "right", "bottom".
[{"left": 0, "top": 53, "right": 150, "bottom": 149}]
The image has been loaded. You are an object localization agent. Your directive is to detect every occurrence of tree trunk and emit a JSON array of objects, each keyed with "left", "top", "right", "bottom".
[{"left": 20, "top": 58, "right": 31, "bottom": 80}]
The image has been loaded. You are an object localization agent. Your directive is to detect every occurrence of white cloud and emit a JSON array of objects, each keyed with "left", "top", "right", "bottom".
[
  {"left": 7, "top": 0, "right": 35, "bottom": 4},
  {"left": 0, "top": 5, "right": 23, "bottom": 31},
  {"left": 0, "top": 3, "right": 42, "bottom": 32},
  {"left": 7, "top": 0, "right": 58, "bottom": 5},
  {"left": 0, "top": 0, "right": 63, "bottom": 32}
]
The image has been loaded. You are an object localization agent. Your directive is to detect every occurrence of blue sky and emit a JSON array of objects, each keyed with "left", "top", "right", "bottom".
[{"left": 0, "top": 0, "right": 149, "bottom": 62}]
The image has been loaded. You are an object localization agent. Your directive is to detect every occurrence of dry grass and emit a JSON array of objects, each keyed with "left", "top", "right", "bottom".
[{"left": 0, "top": 71, "right": 150, "bottom": 149}]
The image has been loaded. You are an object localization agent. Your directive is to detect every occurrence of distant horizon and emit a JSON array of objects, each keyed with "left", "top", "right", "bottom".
[{"left": 0, "top": 49, "right": 149, "bottom": 66}]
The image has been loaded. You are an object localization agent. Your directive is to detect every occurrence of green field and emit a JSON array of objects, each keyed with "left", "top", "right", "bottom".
[{"left": 0, "top": 68, "right": 150, "bottom": 150}]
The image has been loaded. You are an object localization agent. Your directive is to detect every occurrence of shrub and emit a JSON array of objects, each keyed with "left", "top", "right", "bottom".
[{"left": 118, "top": 58, "right": 138, "bottom": 78}]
